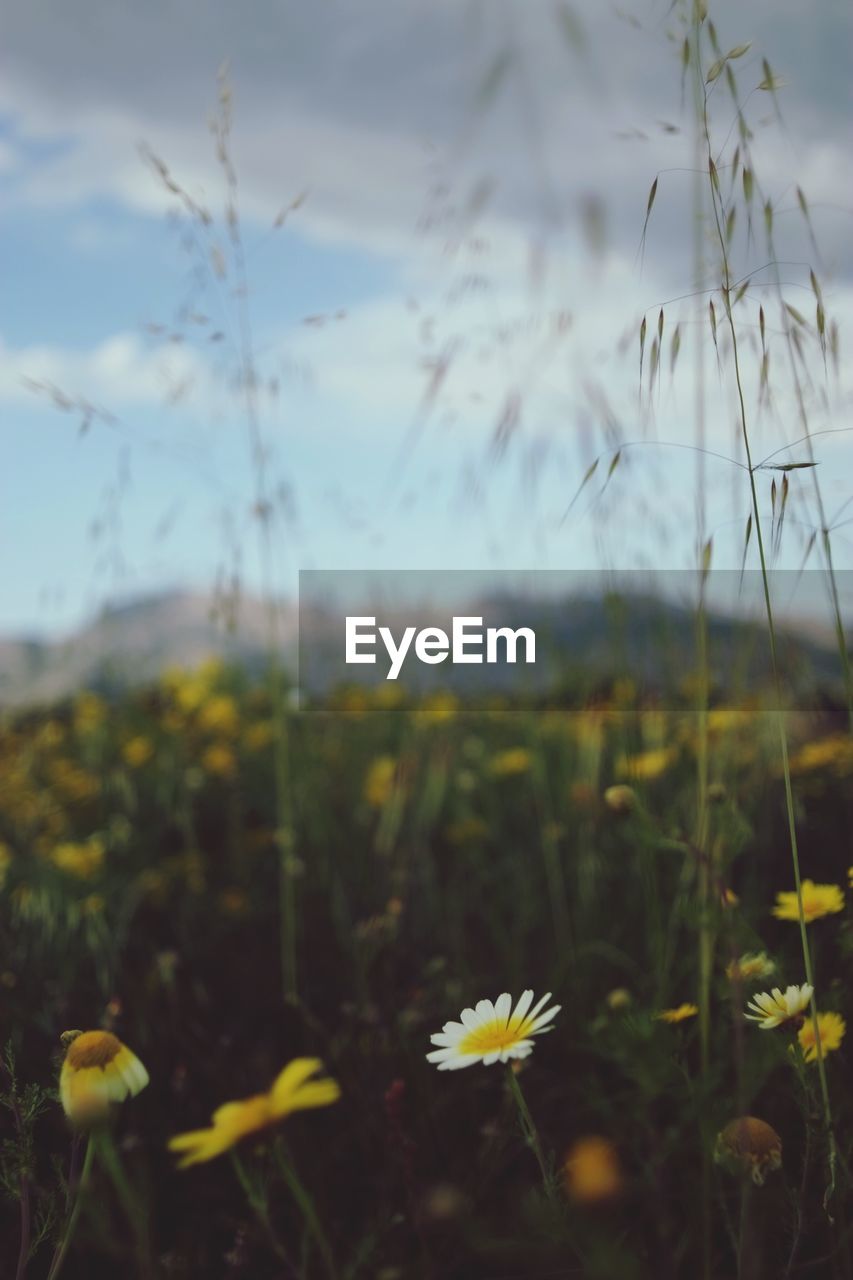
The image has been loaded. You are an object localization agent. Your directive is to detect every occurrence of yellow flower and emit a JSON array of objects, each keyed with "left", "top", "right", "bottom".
[
  {"left": 489, "top": 748, "right": 532, "bottom": 778},
  {"left": 197, "top": 695, "right": 239, "bottom": 736},
  {"left": 60, "top": 1030, "right": 149, "bottom": 1125},
  {"left": 798, "top": 1012, "right": 845, "bottom": 1064},
  {"left": 715, "top": 1117, "right": 782, "bottom": 1186},
  {"left": 426, "top": 990, "right": 560, "bottom": 1070},
  {"left": 168, "top": 1058, "right": 340, "bottom": 1168},
  {"left": 74, "top": 693, "right": 107, "bottom": 735},
  {"left": 656, "top": 1003, "right": 698, "bottom": 1024},
  {"left": 615, "top": 746, "right": 677, "bottom": 781},
  {"left": 563, "top": 1135, "right": 623, "bottom": 1203},
  {"left": 201, "top": 743, "right": 237, "bottom": 778},
  {"left": 788, "top": 734, "right": 853, "bottom": 776},
  {"left": 243, "top": 721, "right": 274, "bottom": 752},
  {"left": 726, "top": 952, "right": 776, "bottom": 983},
  {"left": 603, "top": 784, "right": 636, "bottom": 815},
  {"left": 745, "top": 983, "right": 812, "bottom": 1029},
  {"left": 364, "top": 755, "right": 397, "bottom": 808},
  {"left": 772, "top": 881, "right": 844, "bottom": 923},
  {"left": 122, "top": 736, "right": 154, "bottom": 768},
  {"left": 412, "top": 691, "right": 458, "bottom": 729},
  {"left": 51, "top": 837, "right": 105, "bottom": 881}
]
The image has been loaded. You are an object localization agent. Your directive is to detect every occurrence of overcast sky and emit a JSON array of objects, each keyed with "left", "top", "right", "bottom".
[{"left": 2, "top": 0, "right": 851, "bottom": 634}]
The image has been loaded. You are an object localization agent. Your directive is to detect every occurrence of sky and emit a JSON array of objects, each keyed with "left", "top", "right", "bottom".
[{"left": 2, "top": 0, "right": 851, "bottom": 636}]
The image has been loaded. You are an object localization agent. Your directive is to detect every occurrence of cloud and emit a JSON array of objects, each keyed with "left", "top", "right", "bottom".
[{"left": 0, "top": 332, "right": 212, "bottom": 411}]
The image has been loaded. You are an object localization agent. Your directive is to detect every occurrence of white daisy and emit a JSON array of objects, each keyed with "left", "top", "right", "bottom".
[
  {"left": 426, "top": 990, "right": 560, "bottom": 1071},
  {"left": 744, "top": 983, "right": 813, "bottom": 1030}
]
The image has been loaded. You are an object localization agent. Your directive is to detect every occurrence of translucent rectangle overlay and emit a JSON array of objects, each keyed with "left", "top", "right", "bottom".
[{"left": 296, "top": 569, "right": 853, "bottom": 712}]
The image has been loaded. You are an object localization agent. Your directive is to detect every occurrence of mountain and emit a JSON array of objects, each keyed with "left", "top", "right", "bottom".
[{"left": 0, "top": 587, "right": 846, "bottom": 711}]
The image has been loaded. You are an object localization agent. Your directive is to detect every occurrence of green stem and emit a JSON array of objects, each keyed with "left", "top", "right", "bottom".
[
  {"left": 93, "top": 1128, "right": 154, "bottom": 1278},
  {"left": 506, "top": 1067, "right": 557, "bottom": 1206},
  {"left": 274, "top": 1142, "right": 339, "bottom": 1280},
  {"left": 231, "top": 1151, "right": 292, "bottom": 1266},
  {"left": 46, "top": 1137, "right": 95, "bottom": 1280}
]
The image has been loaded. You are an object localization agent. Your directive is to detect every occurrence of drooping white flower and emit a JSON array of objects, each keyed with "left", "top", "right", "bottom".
[{"left": 744, "top": 983, "right": 812, "bottom": 1030}]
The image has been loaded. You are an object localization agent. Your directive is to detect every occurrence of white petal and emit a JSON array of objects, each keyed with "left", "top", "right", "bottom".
[
  {"left": 476, "top": 999, "right": 496, "bottom": 1022},
  {"left": 523, "top": 992, "right": 552, "bottom": 1025},
  {"left": 459, "top": 1007, "right": 480, "bottom": 1031},
  {"left": 494, "top": 993, "right": 512, "bottom": 1025},
  {"left": 529, "top": 1003, "right": 561, "bottom": 1033},
  {"left": 442, "top": 1020, "right": 468, "bottom": 1038},
  {"left": 511, "top": 990, "right": 535, "bottom": 1024},
  {"left": 482, "top": 1050, "right": 502, "bottom": 1066}
]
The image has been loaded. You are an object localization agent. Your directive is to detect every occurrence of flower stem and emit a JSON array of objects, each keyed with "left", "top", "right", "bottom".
[
  {"left": 506, "top": 1067, "right": 557, "bottom": 1206},
  {"left": 46, "top": 1137, "right": 95, "bottom": 1280},
  {"left": 231, "top": 1151, "right": 292, "bottom": 1266},
  {"left": 274, "top": 1142, "right": 338, "bottom": 1280}
]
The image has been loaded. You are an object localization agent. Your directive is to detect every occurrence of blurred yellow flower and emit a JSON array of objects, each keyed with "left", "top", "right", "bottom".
[
  {"left": 563, "top": 1135, "right": 622, "bottom": 1203},
  {"left": 74, "top": 692, "right": 107, "bottom": 735},
  {"left": 168, "top": 1058, "right": 340, "bottom": 1168},
  {"left": 197, "top": 694, "right": 239, "bottom": 736},
  {"left": 201, "top": 743, "right": 237, "bottom": 779},
  {"left": 788, "top": 734, "right": 853, "bottom": 776},
  {"left": 489, "top": 748, "right": 532, "bottom": 778},
  {"left": 615, "top": 746, "right": 677, "bottom": 781},
  {"left": 772, "top": 881, "right": 844, "bottom": 923},
  {"left": 603, "top": 784, "right": 636, "bottom": 814},
  {"left": 798, "top": 1012, "right": 845, "bottom": 1064},
  {"left": 715, "top": 1117, "right": 782, "bottom": 1186},
  {"left": 726, "top": 952, "right": 776, "bottom": 983},
  {"left": 60, "top": 1029, "right": 149, "bottom": 1125},
  {"left": 412, "top": 691, "right": 458, "bottom": 729},
  {"left": 243, "top": 720, "right": 274, "bottom": 752},
  {"left": 122, "top": 735, "right": 154, "bottom": 768},
  {"left": 51, "top": 837, "right": 105, "bottom": 881},
  {"left": 0, "top": 841, "right": 11, "bottom": 889},
  {"left": 656, "top": 1003, "right": 698, "bottom": 1024},
  {"left": 445, "top": 816, "right": 490, "bottom": 846},
  {"left": 364, "top": 755, "right": 397, "bottom": 808}
]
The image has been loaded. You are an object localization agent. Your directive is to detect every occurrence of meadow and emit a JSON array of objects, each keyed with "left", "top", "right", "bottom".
[
  {"left": 1, "top": 662, "right": 852, "bottom": 1277},
  {"left": 4, "top": 1, "right": 853, "bottom": 1275}
]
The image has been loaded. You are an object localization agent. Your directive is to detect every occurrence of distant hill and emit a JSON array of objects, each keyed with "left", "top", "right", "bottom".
[{"left": 0, "top": 588, "right": 846, "bottom": 710}]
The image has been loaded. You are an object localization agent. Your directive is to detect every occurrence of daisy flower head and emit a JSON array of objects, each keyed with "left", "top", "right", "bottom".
[
  {"left": 60, "top": 1030, "right": 149, "bottom": 1125},
  {"left": 745, "top": 983, "right": 813, "bottom": 1029},
  {"left": 426, "top": 990, "right": 560, "bottom": 1071},
  {"left": 169, "top": 1058, "right": 340, "bottom": 1169},
  {"left": 797, "top": 1012, "right": 846, "bottom": 1064},
  {"left": 772, "top": 880, "right": 844, "bottom": 923},
  {"left": 656, "top": 1003, "right": 698, "bottom": 1024}
]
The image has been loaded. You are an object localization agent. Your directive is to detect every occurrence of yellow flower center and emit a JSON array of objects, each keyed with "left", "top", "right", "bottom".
[{"left": 458, "top": 1018, "right": 527, "bottom": 1056}]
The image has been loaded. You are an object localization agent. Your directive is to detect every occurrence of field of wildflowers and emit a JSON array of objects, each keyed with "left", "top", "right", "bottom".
[{"left": 2, "top": 660, "right": 852, "bottom": 1277}]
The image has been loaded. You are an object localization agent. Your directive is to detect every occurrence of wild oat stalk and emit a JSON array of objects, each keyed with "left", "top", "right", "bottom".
[{"left": 691, "top": 15, "right": 838, "bottom": 1211}]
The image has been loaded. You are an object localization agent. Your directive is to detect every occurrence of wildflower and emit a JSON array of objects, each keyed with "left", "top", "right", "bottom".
[
  {"left": 721, "top": 887, "right": 739, "bottom": 909},
  {"left": 412, "top": 691, "right": 458, "bottom": 728},
  {"left": 788, "top": 734, "right": 853, "bottom": 776},
  {"left": 243, "top": 720, "right": 274, "bottom": 752},
  {"left": 616, "top": 746, "right": 677, "bottom": 781},
  {"left": 656, "top": 1003, "right": 698, "bottom": 1024},
  {"left": 726, "top": 952, "right": 776, "bottom": 983},
  {"left": 426, "top": 990, "right": 560, "bottom": 1070},
  {"left": 745, "top": 983, "right": 812, "bottom": 1029},
  {"left": 772, "top": 881, "right": 844, "bottom": 923},
  {"left": 168, "top": 1058, "right": 340, "bottom": 1168},
  {"left": 122, "top": 736, "right": 154, "bottom": 768},
  {"left": 605, "top": 988, "right": 632, "bottom": 1011},
  {"left": 715, "top": 1117, "right": 782, "bottom": 1186},
  {"left": 603, "top": 784, "right": 636, "bottom": 814},
  {"left": 798, "top": 1012, "right": 845, "bottom": 1064},
  {"left": 60, "top": 1030, "right": 149, "bottom": 1125},
  {"left": 364, "top": 755, "right": 397, "bottom": 808},
  {"left": 200, "top": 743, "right": 237, "bottom": 778},
  {"left": 563, "top": 1136, "right": 623, "bottom": 1203},
  {"left": 51, "top": 837, "right": 105, "bottom": 881},
  {"left": 489, "top": 748, "right": 533, "bottom": 778},
  {"left": 197, "top": 694, "right": 239, "bottom": 736}
]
